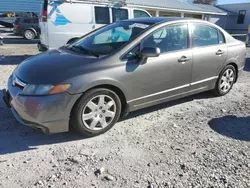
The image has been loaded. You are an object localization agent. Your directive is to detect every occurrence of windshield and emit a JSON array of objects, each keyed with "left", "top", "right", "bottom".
[{"left": 68, "top": 21, "right": 152, "bottom": 56}]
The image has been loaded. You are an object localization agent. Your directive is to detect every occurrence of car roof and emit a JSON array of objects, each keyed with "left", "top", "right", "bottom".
[{"left": 125, "top": 17, "right": 195, "bottom": 24}]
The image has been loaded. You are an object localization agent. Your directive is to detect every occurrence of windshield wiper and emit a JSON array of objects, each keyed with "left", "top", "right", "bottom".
[{"left": 71, "top": 45, "right": 99, "bottom": 58}]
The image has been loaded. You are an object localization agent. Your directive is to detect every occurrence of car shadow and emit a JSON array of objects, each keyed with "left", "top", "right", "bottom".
[
  {"left": 1, "top": 90, "right": 82, "bottom": 155},
  {"left": 244, "top": 57, "right": 250, "bottom": 72},
  {"left": 0, "top": 90, "right": 216, "bottom": 155},
  {"left": 1, "top": 37, "right": 38, "bottom": 45},
  {"left": 121, "top": 91, "right": 217, "bottom": 120},
  {"left": 208, "top": 116, "right": 250, "bottom": 142}
]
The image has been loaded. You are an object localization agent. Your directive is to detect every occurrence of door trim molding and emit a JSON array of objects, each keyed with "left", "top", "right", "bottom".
[
  {"left": 128, "top": 84, "right": 190, "bottom": 103},
  {"left": 127, "top": 76, "right": 218, "bottom": 103},
  {"left": 134, "top": 86, "right": 208, "bottom": 108},
  {"left": 190, "top": 76, "right": 218, "bottom": 86}
]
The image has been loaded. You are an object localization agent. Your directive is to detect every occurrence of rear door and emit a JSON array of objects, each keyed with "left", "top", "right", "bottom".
[{"left": 190, "top": 23, "right": 228, "bottom": 89}]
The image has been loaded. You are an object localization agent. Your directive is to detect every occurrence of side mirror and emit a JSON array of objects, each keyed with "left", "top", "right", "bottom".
[{"left": 138, "top": 47, "right": 161, "bottom": 65}]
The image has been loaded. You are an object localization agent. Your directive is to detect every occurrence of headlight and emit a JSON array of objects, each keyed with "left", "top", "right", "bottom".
[{"left": 20, "top": 84, "right": 71, "bottom": 96}]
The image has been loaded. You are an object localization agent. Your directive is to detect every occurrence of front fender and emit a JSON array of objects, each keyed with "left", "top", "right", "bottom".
[{"left": 66, "top": 76, "right": 129, "bottom": 102}]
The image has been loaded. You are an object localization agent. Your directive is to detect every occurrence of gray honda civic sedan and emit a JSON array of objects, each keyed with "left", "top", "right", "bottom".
[{"left": 3, "top": 17, "right": 246, "bottom": 137}]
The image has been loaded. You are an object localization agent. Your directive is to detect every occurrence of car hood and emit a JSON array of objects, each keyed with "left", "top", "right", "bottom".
[{"left": 15, "top": 48, "right": 100, "bottom": 85}]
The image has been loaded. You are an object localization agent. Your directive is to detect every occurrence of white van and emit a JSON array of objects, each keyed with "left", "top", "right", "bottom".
[{"left": 38, "top": 0, "right": 151, "bottom": 51}]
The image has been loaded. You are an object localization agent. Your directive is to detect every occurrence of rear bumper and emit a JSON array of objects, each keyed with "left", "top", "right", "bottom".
[{"left": 4, "top": 75, "right": 81, "bottom": 134}]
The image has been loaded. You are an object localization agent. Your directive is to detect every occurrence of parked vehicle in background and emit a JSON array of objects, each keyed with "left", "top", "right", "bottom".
[
  {"left": 0, "top": 12, "right": 16, "bottom": 28},
  {"left": 38, "top": 0, "right": 151, "bottom": 51},
  {"left": 4, "top": 17, "right": 246, "bottom": 137},
  {"left": 0, "top": 12, "right": 37, "bottom": 28},
  {"left": 14, "top": 15, "right": 39, "bottom": 40}
]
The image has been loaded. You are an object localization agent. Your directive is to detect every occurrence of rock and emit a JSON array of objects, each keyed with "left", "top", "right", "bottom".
[
  {"left": 147, "top": 181, "right": 153, "bottom": 188},
  {"left": 35, "top": 180, "right": 44, "bottom": 186},
  {"left": 63, "top": 181, "right": 68, "bottom": 186},
  {"left": 104, "top": 174, "right": 115, "bottom": 181},
  {"left": 67, "top": 157, "right": 79, "bottom": 164},
  {"left": 147, "top": 163, "right": 151, "bottom": 167},
  {"left": 221, "top": 109, "right": 227, "bottom": 113},
  {"left": 180, "top": 164, "right": 186, "bottom": 170},
  {"left": 95, "top": 167, "right": 105, "bottom": 176},
  {"left": 172, "top": 123, "right": 179, "bottom": 128}
]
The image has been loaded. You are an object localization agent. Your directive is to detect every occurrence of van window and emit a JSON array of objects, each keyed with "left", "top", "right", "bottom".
[
  {"left": 237, "top": 10, "right": 246, "bottom": 24},
  {"left": 134, "top": 10, "right": 150, "bottom": 18},
  {"left": 112, "top": 8, "right": 128, "bottom": 22},
  {"left": 95, "top": 7, "right": 110, "bottom": 24}
]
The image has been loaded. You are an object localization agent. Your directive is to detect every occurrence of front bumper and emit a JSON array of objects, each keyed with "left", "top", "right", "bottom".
[{"left": 3, "top": 75, "right": 81, "bottom": 134}]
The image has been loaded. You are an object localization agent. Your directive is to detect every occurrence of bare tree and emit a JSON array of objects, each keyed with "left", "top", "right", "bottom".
[{"left": 193, "top": 0, "right": 216, "bottom": 5}]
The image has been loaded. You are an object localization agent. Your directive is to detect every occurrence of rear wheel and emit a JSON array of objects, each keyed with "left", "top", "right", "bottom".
[
  {"left": 71, "top": 88, "right": 121, "bottom": 137},
  {"left": 213, "top": 65, "right": 236, "bottom": 96},
  {"left": 24, "top": 29, "right": 36, "bottom": 40}
]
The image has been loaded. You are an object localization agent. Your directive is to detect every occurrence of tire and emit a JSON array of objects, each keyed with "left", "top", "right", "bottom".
[
  {"left": 213, "top": 65, "right": 236, "bottom": 96},
  {"left": 23, "top": 29, "right": 36, "bottom": 40},
  {"left": 70, "top": 88, "right": 122, "bottom": 137}
]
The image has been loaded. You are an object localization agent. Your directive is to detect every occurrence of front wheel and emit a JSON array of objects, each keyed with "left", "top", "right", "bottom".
[
  {"left": 213, "top": 65, "right": 236, "bottom": 96},
  {"left": 71, "top": 88, "right": 122, "bottom": 137}
]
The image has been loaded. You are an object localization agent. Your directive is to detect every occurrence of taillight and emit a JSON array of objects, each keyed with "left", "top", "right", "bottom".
[
  {"left": 15, "top": 24, "right": 20, "bottom": 28},
  {"left": 42, "top": 10, "right": 47, "bottom": 22}
]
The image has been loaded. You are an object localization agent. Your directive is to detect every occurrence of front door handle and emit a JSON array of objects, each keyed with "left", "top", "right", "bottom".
[
  {"left": 216, "top": 50, "right": 225, "bottom": 55},
  {"left": 178, "top": 56, "right": 191, "bottom": 63}
]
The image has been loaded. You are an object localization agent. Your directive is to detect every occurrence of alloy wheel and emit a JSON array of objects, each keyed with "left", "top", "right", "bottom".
[
  {"left": 219, "top": 69, "right": 235, "bottom": 93},
  {"left": 24, "top": 30, "right": 35, "bottom": 40},
  {"left": 81, "top": 95, "right": 117, "bottom": 131}
]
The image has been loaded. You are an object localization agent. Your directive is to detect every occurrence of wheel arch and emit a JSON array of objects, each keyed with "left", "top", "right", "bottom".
[
  {"left": 226, "top": 62, "right": 238, "bottom": 82},
  {"left": 70, "top": 84, "right": 129, "bottom": 119}
]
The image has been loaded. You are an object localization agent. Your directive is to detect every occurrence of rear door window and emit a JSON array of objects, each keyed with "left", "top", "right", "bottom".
[
  {"left": 112, "top": 8, "right": 128, "bottom": 22},
  {"left": 134, "top": 10, "right": 150, "bottom": 18},
  {"left": 191, "top": 24, "right": 220, "bottom": 47},
  {"left": 95, "top": 7, "right": 110, "bottom": 24}
]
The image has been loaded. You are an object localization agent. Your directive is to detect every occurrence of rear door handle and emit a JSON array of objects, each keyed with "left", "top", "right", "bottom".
[
  {"left": 178, "top": 56, "right": 191, "bottom": 63},
  {"left": 216, "top": 50, "right": 225, "bottom": 55}
]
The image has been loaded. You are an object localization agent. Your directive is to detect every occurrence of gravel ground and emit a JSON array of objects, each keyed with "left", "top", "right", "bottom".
[{"left": 0, "top": 33, "right": 250, "bottom": 188}]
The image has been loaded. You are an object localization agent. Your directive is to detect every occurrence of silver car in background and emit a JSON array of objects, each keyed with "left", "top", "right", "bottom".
[{"left": 3, "top": 17, "right": 246, "bottom": 137}]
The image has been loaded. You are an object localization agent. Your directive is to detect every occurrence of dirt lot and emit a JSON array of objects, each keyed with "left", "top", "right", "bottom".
[{"left": 0, "top": 33, "right": 250, "bottom": 188}]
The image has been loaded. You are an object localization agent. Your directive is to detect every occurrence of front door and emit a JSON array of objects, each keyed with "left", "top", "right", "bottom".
[{"left": 126, "top": 24, "right": 193, "bottom": 109}]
